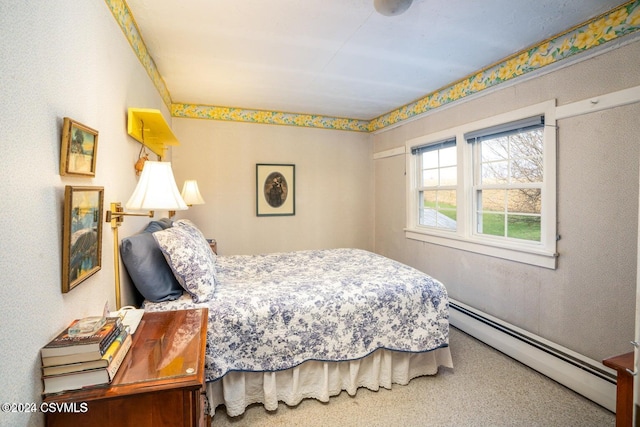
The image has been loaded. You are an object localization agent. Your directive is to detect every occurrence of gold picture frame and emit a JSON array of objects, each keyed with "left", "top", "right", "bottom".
[
  {"left": 62, "top": 186, "right": 104, "bottom": 293},
  {"left": 60, "top": 117, "right": 99, "bottom": 176},
  {"left": 256, "top": 164, "right": 295, "bottom": 216}
]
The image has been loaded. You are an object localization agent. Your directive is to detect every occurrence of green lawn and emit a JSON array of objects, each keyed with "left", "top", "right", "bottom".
[
  {"left": 482, "top": 213, "right": 541, "bottom": 241},
  {"left": 424, "top": 201, "right": 540, "bottom": 242}
]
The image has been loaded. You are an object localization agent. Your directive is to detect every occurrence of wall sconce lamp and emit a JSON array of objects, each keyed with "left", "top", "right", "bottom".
[
  {"left": 180, "top": 180, "right": 206, "bottom": 207},
  {"left": 106, "top": 161, "right": 187, "bottom": 309}
]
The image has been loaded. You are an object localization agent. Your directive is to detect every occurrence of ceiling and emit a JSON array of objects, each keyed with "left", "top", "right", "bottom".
[{"left": 126, "top": 0, "right": 629, "bottom": 120}]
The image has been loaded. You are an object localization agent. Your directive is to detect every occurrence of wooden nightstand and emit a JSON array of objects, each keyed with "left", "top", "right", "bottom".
[
  {"left": 43, "top": 308, "right": 209, "bottom": 427},
  {"left": 603, "top": 351, "right": 634, "bottom": 427},
  {"left": 207, "top": 239, "right": 217, "bottom": 254}
]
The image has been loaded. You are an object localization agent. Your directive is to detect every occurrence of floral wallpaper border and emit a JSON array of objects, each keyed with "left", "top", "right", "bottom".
[
  {"left": 368, "top": 0, "right": 640, "bottom": 132},
  {"left": 170, "top": 104, "right": 370, "bottom": 132},
  {"left": 105, "top": 0, "right": 172, "bottom": 108},
  {"left": 106, "top": 0, "right": 640, "bottom": 133}
]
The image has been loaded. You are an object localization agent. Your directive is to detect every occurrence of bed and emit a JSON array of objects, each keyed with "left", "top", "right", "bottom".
[{"left": 120, "top": 219, "right": 453, "bottom": 418}]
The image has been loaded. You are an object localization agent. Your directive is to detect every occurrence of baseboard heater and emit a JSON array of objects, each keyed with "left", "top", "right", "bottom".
[{"left": 448, "top": 298, "right": 618, "bottom": 412}]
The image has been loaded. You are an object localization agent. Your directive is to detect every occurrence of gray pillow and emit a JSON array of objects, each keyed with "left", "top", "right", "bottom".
[
  {"left": 151, "top": 217, "right": 173, "bottom": 230},
  {"left": 120, "top": 220, "right": 183, "bottom": 302}
]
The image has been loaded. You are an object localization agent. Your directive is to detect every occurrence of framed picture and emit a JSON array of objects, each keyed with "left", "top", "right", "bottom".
[
  {"left": 256, "top": 164, "right": 295, "bottom": 216},
  {"left": 60, "top": 117, "right": 99, "bottom": 176},
  {"left": 62, "top": 186, "right": 104, "bottom": 293}
]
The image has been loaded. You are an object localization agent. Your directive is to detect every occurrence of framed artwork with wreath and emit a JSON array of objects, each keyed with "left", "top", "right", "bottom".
[{"left": 256, "top": 164, "right": 295, "bottom": 216}]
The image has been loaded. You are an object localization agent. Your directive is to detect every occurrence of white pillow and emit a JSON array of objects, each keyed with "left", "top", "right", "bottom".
[{"left": 152, "top": 219, "right": 216, "bottom": 302}]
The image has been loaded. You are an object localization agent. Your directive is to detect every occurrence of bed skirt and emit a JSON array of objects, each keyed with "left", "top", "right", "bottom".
[{"left": 207, "top": 346, "right": 453, "bottom": 417}]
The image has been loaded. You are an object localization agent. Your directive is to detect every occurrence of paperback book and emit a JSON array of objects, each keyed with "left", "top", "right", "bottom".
[
  {"left": 41, "top": 317, "right": 122, "bottom": 364},
  {"left": 43, "top": 332, "right": 132, "bottom": 394},
  {"left": 42, "top": 328, "right": 130, "bottom": 376}
]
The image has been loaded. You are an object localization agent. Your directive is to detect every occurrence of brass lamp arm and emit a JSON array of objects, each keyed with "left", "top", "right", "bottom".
[
  {"left": 105, "top": 202, "right": 154, "bottom": 229},
  {"left": 105, "top": 201, "right": 154, "bottom": 310}
]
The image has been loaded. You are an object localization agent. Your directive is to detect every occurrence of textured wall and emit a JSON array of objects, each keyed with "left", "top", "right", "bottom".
[
  {"left": 1, "top": 5, "right": 637, "bottom": 426},
  {"left": 171, "top": 119, "right": 374, "bottom": 255},
  {"left": 373, "top": 40, "right": 640, "bottom": 361},
  {"left": 0, "top": 2, "right": 170, "bottom": 426}
]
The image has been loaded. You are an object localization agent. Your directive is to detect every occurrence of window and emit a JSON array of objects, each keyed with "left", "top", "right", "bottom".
[
  {"left": 405, "top": 101, "right": 557, "bottom": 269},
  {"left": 412, "top": 139, "right": 457, "bottom": 231},
  {"left": 467, "top": 116, "right": 544, "bottom": 243}
]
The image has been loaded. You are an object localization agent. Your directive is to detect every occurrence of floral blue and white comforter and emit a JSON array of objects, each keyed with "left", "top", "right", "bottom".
[{"left": 144, "top": 248, "right": 449, "bottom": 382}]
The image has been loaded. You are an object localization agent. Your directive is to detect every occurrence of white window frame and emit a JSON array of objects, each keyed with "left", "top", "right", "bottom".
[
  {"left": 413, "top": 139, "right": 458, "bottom": 231},
  {"left": 405, "top": 100, "right": 557, "bottom": 269}
]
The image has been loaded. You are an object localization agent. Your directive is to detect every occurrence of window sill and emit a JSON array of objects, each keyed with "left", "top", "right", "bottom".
[{"left": 405, "top": 228, "right": 557, "bottom": 269}]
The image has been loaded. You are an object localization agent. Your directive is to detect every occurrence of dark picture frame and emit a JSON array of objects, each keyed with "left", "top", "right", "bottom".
[
  {"left": 62, "top": 186, "right": 104, "bottom": 293},
  {"left": 256, "top": 164, "right": 295, "bottom": 216},
  {"left": 60, "top": 117, "right": 99, "bottom": 176}
]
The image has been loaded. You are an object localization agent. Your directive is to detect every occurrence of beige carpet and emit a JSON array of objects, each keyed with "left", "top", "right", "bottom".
[{"left": 212, "top": 327, "right": 615, "bottom": 426}]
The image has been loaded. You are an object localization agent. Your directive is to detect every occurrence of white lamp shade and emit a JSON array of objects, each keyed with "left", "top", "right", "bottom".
[
  {"left": 126, "top": 161, "right": 188, "bottom": 211},
  {"left": 181, "top": 180, "right": 206, "bottom": 206}
]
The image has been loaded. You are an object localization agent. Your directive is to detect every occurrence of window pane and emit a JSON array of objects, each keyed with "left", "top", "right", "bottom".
[
  {"left": 510, "top": 129, "right": 543, "bottom": 158},
  {"left": 507, "top": 215, "right": 541, "bottom": 241},
  {"left": 422, "top": 208, "right": 455, "bottom": 228},
  {"left": 479, "top": 212, "right": 505, "bottom": 237},
  {"left": 437, "top": 190, "right": 456, "bottom": 210},
  {"left": 511, "top": 158, "right": 543, "bottom": 183},
  {"left": 419, "top": 190, "right": 456, "bottom": 230},
  {"left": 439, "top": 146, "right": 457, "bottom": 167},
  {"left": 440, "top": 166, "right": 457, "bottom": 185},
  {"left": 437, "top": 213, "right": 457, "bottom": 230},
  {"left": 507, "top": 189, "right": 541, "bottom": 214},
  {"left": 481, "top": 161, "right": 508, "bottom": 184},
  {"left": 422, "top": 169, "right": 438, "bottom": 186},
  {"left": 422, "top": 151, "right": 438, "bottom": 169},
  {"left": 419, "top": 191, "right": 436, "bottom": 227},
  {"left": 479, "top": 189, "right": 505, "bottom": 212},
  {"left": 438, "top": 190, "right": 457, "bottom": 229},
  {"left": 481, "top": 137, "right": 509, "bottom": 162},
  {"left": 422, "top": 190, "right": 436, "bottom": 208}
]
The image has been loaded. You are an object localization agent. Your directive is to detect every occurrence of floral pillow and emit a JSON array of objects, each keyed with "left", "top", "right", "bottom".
[{"left": 152, "top": 219, "right": 216, "bottom": 302}]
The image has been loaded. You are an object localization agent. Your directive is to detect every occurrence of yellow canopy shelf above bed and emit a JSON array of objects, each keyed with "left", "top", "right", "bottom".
[{"left": 127, "top": 108, "right": 180, "bottom": 157}]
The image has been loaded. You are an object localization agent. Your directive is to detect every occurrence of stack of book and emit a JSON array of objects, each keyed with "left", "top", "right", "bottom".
[{"left": 41, "top": 316, "right": 132, "bottom": 394}]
